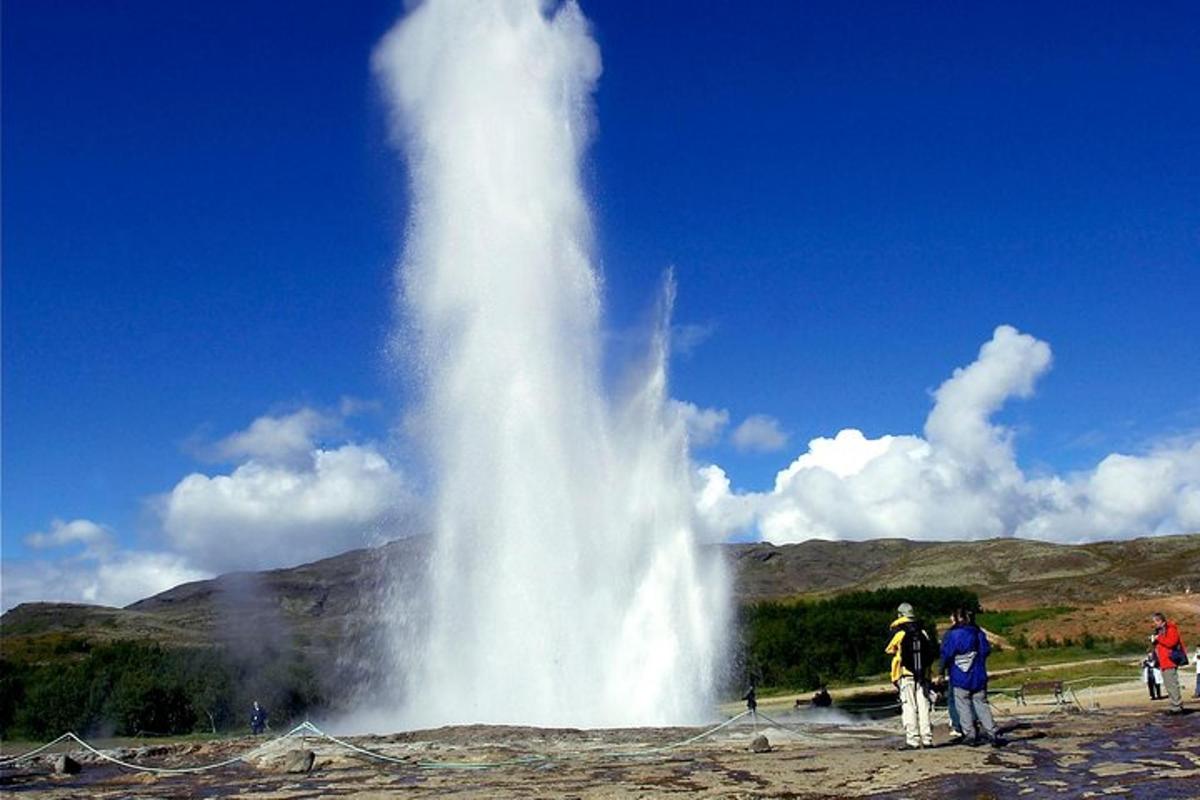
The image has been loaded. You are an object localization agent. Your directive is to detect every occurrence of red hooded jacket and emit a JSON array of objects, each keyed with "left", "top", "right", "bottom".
[{"left": 1153, "top": 620, "right": 1185, "bottom": 671}]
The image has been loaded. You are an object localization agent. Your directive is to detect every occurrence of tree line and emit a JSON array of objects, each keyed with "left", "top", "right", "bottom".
[
  {"left": 737, "top": 585, "right": 981, "bottom": 690},
  {"left": 2, "top": 584, "right": 978, "bottom": 739},
  {"left": 1, "top": 640, "right": 324, "bottom": 740}
]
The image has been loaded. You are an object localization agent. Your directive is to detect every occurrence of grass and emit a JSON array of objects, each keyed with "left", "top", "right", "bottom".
[
  {"left": 988, "top": 658, "right": 1142, "bottom": 691},
  {"left": 988, "top": 639, "right": 1145, "bottom": 670},
  {"left": 977, "top": 607, "right": 1076, "bottom": 636}
]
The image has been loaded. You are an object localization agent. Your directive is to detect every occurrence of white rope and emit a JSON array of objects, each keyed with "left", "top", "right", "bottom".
[
  {"left": 294, "top": 722, "right": 526, "bottom": 770},
  {"left": 0, "top": 733, "right": 74, "bottom": 766},
  {"left": 1, "top": 724, "right": 309, "bottom": 775},
  {"left": 296, "top": 713, "right": 755, "bottom": 769},
  {"left": 752, "top": 709, "right": 894, "bottom": 740},
  {"left": 587, "top": 709, "right": 755, "bottom": 758}
]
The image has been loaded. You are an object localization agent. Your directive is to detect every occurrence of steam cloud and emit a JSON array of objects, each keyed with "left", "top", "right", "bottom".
[{"left": 696, "top": 325, "right": 1200, "bottom": 543}]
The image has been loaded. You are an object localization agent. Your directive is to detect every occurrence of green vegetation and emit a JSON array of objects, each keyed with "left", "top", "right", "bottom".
[
  {"left": 3, "top": 586, "right": 1148, "bottom": 739},
  {"left": 739, "top": 585, "right": 980, "bottom": 690},
  {"left": 988, "top": 658, "right": 1141, "bottom": 691},
  {"left": 988, "top": 636, "right": 1145, "bottom": 670},
  {"left": 0, "top": 640, "right": 325, "bottom": 740},
  {"left": 976, "top": 607, "right": 1076, "bottom": 637}
]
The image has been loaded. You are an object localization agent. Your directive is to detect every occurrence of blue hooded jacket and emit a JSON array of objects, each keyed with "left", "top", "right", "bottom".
[{"left": 940, "top": 623, "right": 991, "bottom": 692}]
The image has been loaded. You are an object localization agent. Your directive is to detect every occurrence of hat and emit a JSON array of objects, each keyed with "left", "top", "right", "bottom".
[{"left": 897, "top": 602, "right": 914, "bottom": 617}]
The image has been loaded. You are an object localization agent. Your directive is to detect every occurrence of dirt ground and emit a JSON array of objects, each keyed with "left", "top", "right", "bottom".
[{"left": 3, "top": 683, "right": 1198, "bottom": 799}]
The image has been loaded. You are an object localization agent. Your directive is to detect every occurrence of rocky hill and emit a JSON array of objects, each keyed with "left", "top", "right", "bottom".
[
  {"left": 728, "top": 533, "right": 1200, "bottom": 606},
  {"left": 4, "top": 533, "right": 1198, "bottom": 666}
]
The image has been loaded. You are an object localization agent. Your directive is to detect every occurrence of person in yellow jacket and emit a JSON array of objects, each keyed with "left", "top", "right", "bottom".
[{"left": 885, "top": 602, "right": 933, "bottom": 749}]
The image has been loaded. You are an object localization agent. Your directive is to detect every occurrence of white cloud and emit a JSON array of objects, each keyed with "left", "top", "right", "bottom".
[
  {"left": 208, "top": 407, "right": 340, "bottom": 466},
  {"left": 25, "top": 518, "right": 114, "bottom": 555},
  {"left": 5, "top": 405, "right": 415, "bottom": 610},
  {"left": 697, "top": 325, "right": 1200, "bottom": 543},
  {"left": 670, "top": 400, "right": 729, "bottom": 447},
  {"left": 731, "top": 414, "right": 789, "bottom": 453},
  {"left": 160, "top": 443, "right": 412, "bottom": 573},
  {"left": 3, "top": 518, "right": 209, "bottom": 612}
]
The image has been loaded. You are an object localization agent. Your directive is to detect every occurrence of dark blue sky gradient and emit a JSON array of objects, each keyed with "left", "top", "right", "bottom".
[{"left": 4, "top": 1, "right": 1198, "bottom": 556}]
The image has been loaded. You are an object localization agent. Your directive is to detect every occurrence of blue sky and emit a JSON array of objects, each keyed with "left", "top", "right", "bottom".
[{"left": 3, "top": 1, "right": 1198, "bottom": 607}]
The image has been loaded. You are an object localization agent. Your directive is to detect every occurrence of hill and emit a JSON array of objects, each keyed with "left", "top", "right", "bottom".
[
  {"left": 3, "top": 533, "right": 1197, "bottom": 737},
  {"left": 5, "top": 533, "right": 1196, "bottom": 666},
  {"left": 728, "top": 533, "right": 1200, "bottom": 606}
]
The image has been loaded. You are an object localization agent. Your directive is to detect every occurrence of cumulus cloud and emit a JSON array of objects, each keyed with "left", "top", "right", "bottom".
[
  {"left": 206, "top": 407, "right": 341, "bottom": 466},
  {"left": 670, "top": 400, "right": 729, "bottom": 447},
  {"left": 3, "top": 518, "right": 208, "bottom": 611},
  {"left": 160, "top": 442, "right": 412, "bottom": 574},
  {"left": 25, "top": 518, "right": 114, "bottom": 555},
  {"left": 731, "top": 414, "right": 789, "bottom": 453},
  {"left": 5, "top": 405, "right": 415, "bottom": 610},
  {"left": 696, "top": 325, "right": 1200, "bottom": 543}
]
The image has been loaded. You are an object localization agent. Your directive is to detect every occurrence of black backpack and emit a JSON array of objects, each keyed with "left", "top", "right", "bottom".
[{"left": 899, "top": 621, "right": 935, "bottom": 681}]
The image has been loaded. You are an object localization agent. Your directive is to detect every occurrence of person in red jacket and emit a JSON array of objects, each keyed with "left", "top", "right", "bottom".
[{"left": 1151, "top": 612, "right": 1187, "bottom": 714}]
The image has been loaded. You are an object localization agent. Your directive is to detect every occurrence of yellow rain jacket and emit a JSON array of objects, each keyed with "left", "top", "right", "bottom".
[{"left": 885, "top": 615, "right": 916, "bottom": 683}]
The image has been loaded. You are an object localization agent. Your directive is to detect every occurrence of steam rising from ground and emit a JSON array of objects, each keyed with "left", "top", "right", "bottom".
[{"left": 371, "top": 0, "right": 728, "bottom": 726}]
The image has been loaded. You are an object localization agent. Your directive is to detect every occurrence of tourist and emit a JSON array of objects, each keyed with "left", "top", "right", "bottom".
[
  {"left": 885, "top": 602, "right": 934, "bottom": 749},
  {"left": 812, "top": 685, "right": 832, "bottom": 708},
  {"left": 942, "top": 610, "right": 965, "bottom": 742},
  {"left": 1150, "top": 612, "right": 1187, "bottom": 714},
  {"left": 941, "top": 608, "right": 1003, "bottom": 748},
  {"left": 1143, "top": 653, "right": 1162, "bottom": 700},
  {"left": 1194, "top": 645, "right": 1200, "bottom": 698},
  {"left": 250, "top": 700, "right": 269, "bottom": 735},
  {"left": 743, "top": 684, "right": 758, "bottom": 713}
]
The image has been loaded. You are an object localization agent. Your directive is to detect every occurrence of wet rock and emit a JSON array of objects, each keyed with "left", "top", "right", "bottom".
[
  {"left": 750, "top": 735, "right": 771, "bottom": 753},
  {"left": 53, "top": 755, "right": 81, "bottom": 775},
  {"left": 283, "top": 749, "right": 316, "bottom": 774}
]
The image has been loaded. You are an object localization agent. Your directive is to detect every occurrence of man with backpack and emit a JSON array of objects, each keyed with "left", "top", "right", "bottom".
[
  {"left": 885, "top": 602, "right": 934, "bottom": 749},
  {"left": 941, "top": 608, "right": 1003, "bottom": 747}
]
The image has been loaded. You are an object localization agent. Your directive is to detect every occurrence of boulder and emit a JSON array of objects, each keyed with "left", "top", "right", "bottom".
[
  {"left": 750, "top": 735, "right": 771, "bottom": 753},
  {"left": 53, "top": 754, "right": 82, "bottom": 775},
  {"left": 283, "top": 749, "right": 316, "bottom": 774}
]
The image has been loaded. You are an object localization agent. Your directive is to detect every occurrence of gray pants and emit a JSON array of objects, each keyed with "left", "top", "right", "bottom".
[
  {"left": 1162, "top": 668, "right": 1183, "bottom": 711},
  {"left": 952, "top": 686, "right": 996, "bottom": 741}
]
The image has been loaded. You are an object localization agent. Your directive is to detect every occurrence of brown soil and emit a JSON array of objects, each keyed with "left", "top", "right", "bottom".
[
  {"left": 1019, "top": 593, "right": 1200, "bottom": 644},
  {"left": 4, "top": 688, "right": 1198, "bottom": 799}
]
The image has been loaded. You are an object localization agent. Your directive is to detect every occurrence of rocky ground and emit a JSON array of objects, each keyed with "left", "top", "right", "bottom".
[{"left": 3, "top": 684, "right": 1198, "bottom": 799}]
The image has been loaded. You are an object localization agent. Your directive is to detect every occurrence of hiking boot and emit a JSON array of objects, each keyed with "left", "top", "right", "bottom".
[
  {"left": 990, "top": 736, "right": 1007, "bottom": 748},
  {"left": 897, "top": 743, "right": 921, "bottom": 751},
  {"left": 964, "top": 738, "right": 983, "bottom": 747}
]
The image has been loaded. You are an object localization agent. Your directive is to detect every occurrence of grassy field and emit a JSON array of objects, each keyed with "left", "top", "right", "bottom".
[
  {"left": 988, "top": 658, "right": 1141, "bottom": 691},
  {"left": 977, "top": 607, "right": 1076, "bottom": 636},
  {"left": 988, "top": 640, "right": 1145, "bottom": 670}
]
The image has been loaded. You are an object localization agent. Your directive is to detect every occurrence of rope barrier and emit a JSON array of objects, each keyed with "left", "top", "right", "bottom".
[
  {"left": 0, "top": 724, "right": 309, "bottom": 774},
  {"left": 586, "top": 709, "right": 754, "bottom": 758},
  {"left": 11, "top": 691, "right": 1064, "bottom": 777},
  {"left": 0, "top": 733, "right": 75, "bottom": 766}
]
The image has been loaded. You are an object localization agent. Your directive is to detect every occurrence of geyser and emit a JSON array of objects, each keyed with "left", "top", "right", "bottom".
[{"left": 374, "top": 0, "right": 728, "bottom": 726}]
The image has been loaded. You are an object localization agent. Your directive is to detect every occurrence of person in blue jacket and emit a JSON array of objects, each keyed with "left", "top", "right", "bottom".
[
  {"left": 250, "top": 700, "right": 268, "bottom": 735},
  {"left": 940, "top": 609, "right": 1004, "bottom": 748}
]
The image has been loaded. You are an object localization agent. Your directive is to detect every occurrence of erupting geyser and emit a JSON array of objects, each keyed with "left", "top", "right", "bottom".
[{"left": 373, "top": 0, "right": 729, "bottom": 726}]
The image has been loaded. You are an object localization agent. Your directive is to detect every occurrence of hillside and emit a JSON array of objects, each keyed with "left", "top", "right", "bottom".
[
  {"left": 728, "top": 533, "right": 1200, "bottom": 606},
  {"left": 4, "top": 533, "right": 1197, "bottom": 665}
]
